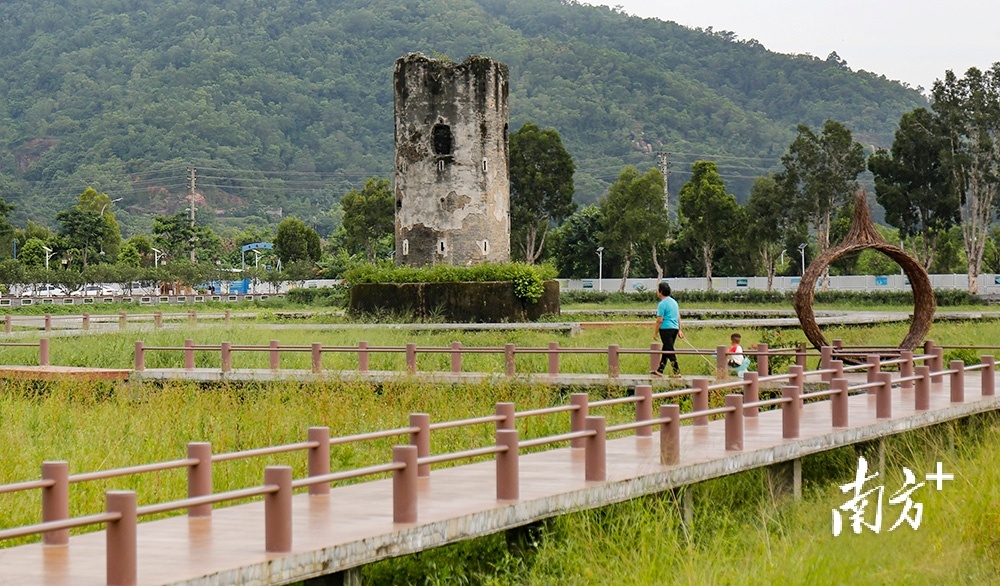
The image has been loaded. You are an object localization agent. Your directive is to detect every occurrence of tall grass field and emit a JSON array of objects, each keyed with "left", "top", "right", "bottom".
[{"left": 0, "top": 311, "right": 997, "bottom": 584}]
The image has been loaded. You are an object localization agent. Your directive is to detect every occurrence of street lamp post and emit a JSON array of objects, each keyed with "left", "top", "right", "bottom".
[
  {"left": 42, "top": 245, "right": 55, "bottom": 271},
  {"left": 99, "top": 197, "right": 123, "bottom": 216},
  {"left": 596, "top": 246, "right": 604, "bottom": 291},
  {"left": 798, "top": 243, "right": 808, "bottom": 276},
  {"left": 252, "top": 249, "right": 263, "bottom": 294}
]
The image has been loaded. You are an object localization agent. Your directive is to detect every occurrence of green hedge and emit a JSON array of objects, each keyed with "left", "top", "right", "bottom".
[
  {"left": 343, "top": 262, "right": 558, "bottom": 303},
  {"left": 286, "top": 286, "right": 348, "bottom": 306}
]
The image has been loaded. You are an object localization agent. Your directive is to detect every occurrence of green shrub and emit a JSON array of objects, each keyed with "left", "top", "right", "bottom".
[
  {"left": 343, "top": 262, "right": 557, "bottom": 303},
  {"left": 286, "top": 286, "right": 348, "bottom": 306}
]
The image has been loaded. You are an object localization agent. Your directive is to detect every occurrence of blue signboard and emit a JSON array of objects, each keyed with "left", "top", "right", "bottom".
[
  {"left": 736, "top": 278, "right": 748, "bottom": 287},
  {"left": 875, "top": 276, "right": 888, "bottom": 286},
  {"left": 582, "top": 280, "right": 593, "bottom": 289}
]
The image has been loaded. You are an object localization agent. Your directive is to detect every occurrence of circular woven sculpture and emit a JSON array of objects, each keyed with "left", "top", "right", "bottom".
[{"left": 793, "top": 192, "right": 936, "bottom": 352}]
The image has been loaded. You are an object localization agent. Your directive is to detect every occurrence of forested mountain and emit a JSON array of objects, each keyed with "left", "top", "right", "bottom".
[{"left": 0, "top": 0, "right": 927, "bottom": 236}]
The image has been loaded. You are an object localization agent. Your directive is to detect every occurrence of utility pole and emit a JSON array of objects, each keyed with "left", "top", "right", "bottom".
[
  {"left": 188, "top": 167, "right": 197, "bottom": 263},
  {"left": 656, "top": 152, "right": 671, "bottom": 218}
]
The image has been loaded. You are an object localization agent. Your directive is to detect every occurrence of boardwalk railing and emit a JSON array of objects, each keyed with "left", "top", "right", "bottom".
[
  {"left": 0, "top": 338, "right": 50, "bottom": 365},
  {"left": 133, "top": 339, "right": 810, "bottom": 378},
  {"left": 1, "top": 343, "right": 996, "bottom": 585},
  {"left": 4, "top": 310, "right": 235, "bottom": 333}
]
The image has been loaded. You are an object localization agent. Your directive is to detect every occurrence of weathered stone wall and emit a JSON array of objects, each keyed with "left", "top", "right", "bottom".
[
  {"left": 349, "top": 281, "right": 559, "bottom": 322},
  {"left": 393, "top": 53, "right": 510, "bottom": 267}
]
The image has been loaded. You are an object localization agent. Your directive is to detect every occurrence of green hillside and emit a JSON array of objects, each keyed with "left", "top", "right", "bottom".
[{"left": 0, "top": 0, "right": 926, "bottom": 235}]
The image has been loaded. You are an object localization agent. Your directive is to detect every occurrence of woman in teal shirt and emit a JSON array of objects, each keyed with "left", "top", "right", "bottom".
[{"left": 652, "top": 281, "right": 683, "bottom": 377}]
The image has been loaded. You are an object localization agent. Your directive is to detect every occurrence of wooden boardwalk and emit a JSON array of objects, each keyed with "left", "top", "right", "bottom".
[{"left": 1, "top": 370, "right": 996, "bottom": 586}]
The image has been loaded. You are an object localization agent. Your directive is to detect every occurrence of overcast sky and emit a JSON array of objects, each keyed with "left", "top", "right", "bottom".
[{"left": 599, "top": 1, "right": 1000, "bottom": 92}]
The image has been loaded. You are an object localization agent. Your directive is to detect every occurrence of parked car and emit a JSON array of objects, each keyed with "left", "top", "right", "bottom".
[
  {"left": 71, "top": 285, "right": 117, "bottom": 297},
  {"left": 20, "top": 284, "right": 69, "bottom": 297}
]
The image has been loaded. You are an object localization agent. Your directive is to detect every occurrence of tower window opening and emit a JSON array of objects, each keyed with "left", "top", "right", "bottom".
[
  {"left": 481, "top": 240, "right": 490, "bottom": 256},
  {"left": 402, "top": 239, "right": 409, "bottom": 256},
  {"left": 482, "top": 158, "right": 488, "bottom": 173},
  {"left": 432, "top": 124, "right": 453, "bottom": 155},
  {"left": 437, "top": 160, "right": 445, "bottom": 172},
  {"left": 438, "top": 239, "right": 447, "bottom": 256}
]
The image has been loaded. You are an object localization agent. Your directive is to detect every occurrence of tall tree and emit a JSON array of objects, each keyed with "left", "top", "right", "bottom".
[
  {"left": 550, "top": 204, "right": 604, "bottom": 279},
  {"left": 678, "top": 161, "right": 742, "bottom": 290},
  {"left": 868, "top": 108, "right": 960, "bottom": 270},
  {"left": 745, "top": 175, "right": 797, "bottom": 290},
  {"left": 341, "top": 178, "right": 394, "bottom": 263},
  {"left": 932, "top": 64, "right": 1000, "bottom": 294},
  {"left": 599, "top": 166, "right": 666, "bottom": 291},
  {"left": 777, "top": 120, "right": 866, "bottom": 287},
  {"left": 509, "top": 122, "right": 576, "bottom": 264},
  {"left": 274, "top": 217, "right": 321, "bottom": 264}
]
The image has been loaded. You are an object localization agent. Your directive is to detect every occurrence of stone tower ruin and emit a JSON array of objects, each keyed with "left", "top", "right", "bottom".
[{"left": 393, "top": 53, "right": 510, "bottom": 266}]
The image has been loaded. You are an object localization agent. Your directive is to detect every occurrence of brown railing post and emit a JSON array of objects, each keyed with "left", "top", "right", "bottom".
[
  {"left": 221, "top": 342, "right": 232, "bottom": 372},
  {"left": 224, "top": 309, "right": 231, "bottom": 325},
  {"left": 831, "top": 377, "right": 849, "bottom": 428},
  {"left": 833, "top": 338, "right": 844, "bottom": 351},
  {"left": 982, "top": 356, "right": 996, "bottom": 397},
  {"left": 548, "top": 341, "right": 560, "bottom": 376},
  {"left": 187, "top": 442, "right": 213, "bottom": 517},
  {"left": 756, "top": 342, "right": 769, "bottom": 376},
  {"left": 570, "top": 393, "right": 588, "bottom": 448},
  {"left": 833, "top": 359, "right": 844, "bottom": 381},
  {"left": 724, "top": 394, "right": 744, "bottom": 451},
  {"left": 119, "top": 311, "right": 128, "bottom": 330},
  {"left": 744, "top": 371, "right": 759, "bottom": 417},
  {"left": 406, "top": 343, "right": 417, "bottom": 374},
  {"left": 866, "top": 354, "right": 880, "bottom": 393},
  {"left": 608, "top": 344, "right": 620, "bottom": 378},
  {"left": 154, "top": 311, "right": 162, "bottom": 329},
  {"left": 42, "top": 461, "right": 69, "bottom": 545},
  {"left": 44, "top": 313, "right": 52, "bottom": 331},
  {"left": 134, "top": 341, "right": 145, "bottom": 371},
  {"left": 496, "top": 428, "right": 519, "bottom": 501},
  {"left": 106, "top": 491, "right": 138, "bottom": 586},
  {"left": 308, "top": 427, "right": 330, "bottom": 496},
  {"left": 876, "top": 372, "right": 893, "bottom": 419},
  {"left": 188, "top": 309, "right": 197, "bottom": 325},
  {"left": 635, "top": 385, "right": 653, "bottom": 437},
  {"left": 915, "top": 365, "right": 931, "bottom": 411},
  {"left": 900, "top": 350, "right": 914, "bottom": 390},
  {"left": 692, "top": 378, "right": 710, "bottom": 426},
  {"left": 781, "top": 386, "right": 799, "bottom": 439},
  {"left": 450, "top": 341, "right": 462, "bottom": 373},
  {"left": 311, "top": 342, "right": 322, "bottom": 374},
  {"left": 359, "top": 341, "right": 369, "bottom": 373},
  {"left": 949, "top": 360, "right": 965, "bottom": 403},
  {"left": 269, "top": 339, "right": 280, "bottom": 370},
  {"left": 716, "top": 344, "right": 729, "bottom": 378},
  {"left": 4, "top": 314, "right": 11, "bottom": 334},
  {"left": 264, "top": 466, "right": 293, "bottom": 553},
  {"left": 650, "top": 342, "right": 661, "bottom": 373},
  {"left": 504, "top": 343, "right": 516, "bottom": 377},
  {"left": 39, "top": 338, "right": 50, "bottom": 366},
  {"left": 789, "top": 364, "right": 805, "bottom": 399},
  {"left": 184, "top": 339, "right": 195, "bottom": 370},
  {"left": 820, "top": 346, "right": 833, "bottom": 383},
  {"left": 585, "top": 416, "right": 606, "bottom": 482},
  {"left": 410, "top": 413, "right": 431, "bottom": 477},
  {"left": 660, "top": 404, "right": 680, "bottom": 465},
  {"left": 82, "top": 312, "right": 90, "bottom": 331},
  {"left": 932, "top": 345, "right": 945, "bottom": 384},
  {"left": 796, "top": 343, "right": 807, "bottom": 368},
  {"left": 495, "top": 402, "right": 515, "bottom": 431},
  {"left": 393, "top": 445, "right": 418, "bottom": 524}
]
